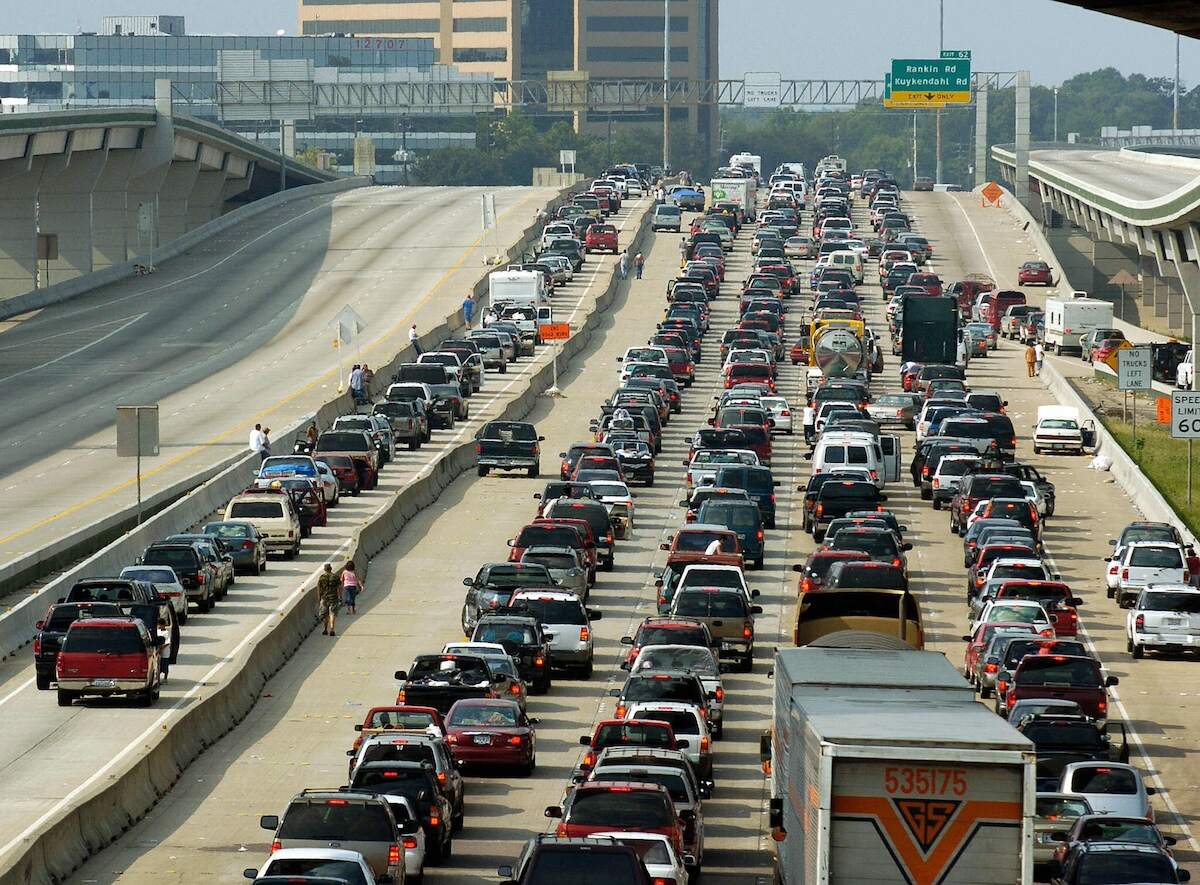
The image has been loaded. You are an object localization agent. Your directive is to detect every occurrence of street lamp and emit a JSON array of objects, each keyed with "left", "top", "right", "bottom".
[
  {"left": 1053, "top": 87, "right": 1059, "bottom": 143},
  {"left": 662, "top": 0, "right": 670, "bottom": 174}
]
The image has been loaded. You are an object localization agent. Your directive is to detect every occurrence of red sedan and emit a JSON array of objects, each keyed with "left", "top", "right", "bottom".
[
  {"left": 584, "top": 223, "right": 619, "bottom": 254},
  {"left": 444, "top": 698, "right": 536, "bottom": 774},
  {"left": 1017, "top": 261, "right": 1053, "bottom": 285}
]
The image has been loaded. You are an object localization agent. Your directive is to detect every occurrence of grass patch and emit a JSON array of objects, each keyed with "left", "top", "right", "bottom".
[{"left": 1100, "top": 413, "right": 1200, "bottom": 537}]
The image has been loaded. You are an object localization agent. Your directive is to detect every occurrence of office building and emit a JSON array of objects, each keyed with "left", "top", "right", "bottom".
[
  {"left": 0, "top": 28, "right": 486, "bottom": 181},
  {"left": 298, "top": 0, "right": 718, "bottom": 150}
]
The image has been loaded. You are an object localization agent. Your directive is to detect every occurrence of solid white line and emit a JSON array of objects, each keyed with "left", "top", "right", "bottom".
[
  {"left": 949, "top": 195, "right": 1000, "bottom": 282},
  {"left": 0, "top": 678, "right": 34, "bottom": 710}
]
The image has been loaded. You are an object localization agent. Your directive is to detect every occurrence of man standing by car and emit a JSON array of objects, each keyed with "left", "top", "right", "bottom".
[
  {"left": 317, "top": 564, "right": 340, "bottom": 636},
  {"left": 462, "top": 294, "right": 476, "bottom": 327},
  {"left": 248, "top": 423, "right": 266, "bottom": 459},
  {"left": 1025, "top": 344, "right": 1037, "bottom": 378},
  {"left": 1035, "top": 341, "right": 1045, "bottom": 375},
  {"left": 349, "top": 364, "right": 365, "bottom": 404},
  {"left": 635, "top": 252, "right": 645, "bottom": 280}
]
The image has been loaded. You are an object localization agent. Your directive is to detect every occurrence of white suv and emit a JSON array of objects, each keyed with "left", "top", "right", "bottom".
[{"left": 510, "top": 590, "right": 600, "bottom": 679}]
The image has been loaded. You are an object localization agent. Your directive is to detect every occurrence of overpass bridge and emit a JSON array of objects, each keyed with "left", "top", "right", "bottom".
[
  {"left": 994, "top": 144, "right": 1200, "bottom": 337},
  {"left": 0, "top": 82, "right": 334, "bottom": 299}
]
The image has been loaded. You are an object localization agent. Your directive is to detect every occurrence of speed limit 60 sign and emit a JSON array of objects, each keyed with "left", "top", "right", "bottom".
[{"left": 1172, "top": 391, "right": 1200, "bottom": 438}]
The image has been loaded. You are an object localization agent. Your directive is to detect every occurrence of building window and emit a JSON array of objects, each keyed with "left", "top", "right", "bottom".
[
  {"left": 453, "top": 17, "right": 508, "bottom": 32},
  {"left": 586, "top": 46, "right": 688, "bottom": 63},
  {"left": 586, "top": 16, "right": 688, "bottom": 32},
  {"left": 300, "top": 19, "right": 439, "bottom": 35},
  {"left": 453, "top": 47, "right": 508, "bottom": 62}
]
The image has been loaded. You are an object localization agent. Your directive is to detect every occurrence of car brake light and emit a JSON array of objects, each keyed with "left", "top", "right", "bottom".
[
  {"left": 33, "top": 636, "right": 41, "bottom": 655},
  {"left": 892, "top": 558, "right": 901, "bottom": 568},
  {"left": 509, "top": 735, "right": 524, "bottom": 745},
  {"left": 445, "top": 732, "right": 458, "bottom": 744},
  {"left": 287, "top": 530, "right": 294, "bottom": 538},
  {"left": 242, "top": 540, "right": 254, "bottom": 550},
  {"left": 437, "top": 771, "right": 447, "bottom": 784},
  {"left": 580, "top": 627, "right": 590, "bottom": 642},
  {"left": 403, "top": 836, "right": 418, "bottom": 850},
  {"left": 197, "top": 573, "right": 205, "bottom": 584},
  {"left": 1122, "top": 569, "right": 1129, "bottom": 580},
  {"left": 271, "top": 840, "right": 281, "bottom": 853},
  {"left": 757, "top": 530, "right": 764, "bottom": 541},
  {"left": 985, "top": 662, "right": 998, "bottom": 674},
  {"left": 535, "top": 656, "right": 545, "bottom": 667},
  {"left": 1136, "top": 614, "right": 1145, "bottom": 630},
  {"left": 1007, "top": 694, "right": 1017, "bottom": 708},
  {"left": 743, "top": 624, "right": 753, "bottom": 639},
  {"left": 615, "top": 704, "right": 627, "bottom": 718},
  {"left": 583, "top": 751, "right": 596, "bottom": 767},
  {"left": 1098, "top": 699, "right": 1107, "bottom": 714},
  {"left": 388, "top": 844, "right": 401, "bottom": 866},
  {"left": 396, "top": 690, "right": 406, "bottom": 703},
  {"left": 869, "top": 470, "right": 878, "bottom": 481}
]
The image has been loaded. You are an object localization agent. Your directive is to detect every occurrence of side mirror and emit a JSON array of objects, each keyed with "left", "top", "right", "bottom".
[
  {"left": 1146, "top": 786, "right": 1158, "bottom": 796},
  {"left": 243, "top": 869, "right": 258, "bottom": 880},
  {"left": 620, "top": 636, "right": 633, "bottom": 645},
  {"left": 579, "top": 735, "right": 591, "bottom": 745},
  {"left": 620, "top": 661, "right": 631, "bottom": 671},
  {"left": 751, "top": 589, "right": 761, "bottom": 598},
  {"left": 533, "top": 493, "right": 542, "bottom": 500},
  {"left": 354, "top": 724, "right": 363, "bottom": 732},
  {"left": 960, "top": 635, "right": 972, "bottom": 642},
  {"left": 498, "top": 866, "right": 515, "bottom": 880},
  {"left": 260, "top": 814, "right": 279, "bottom": 831},
  {"left": 346, "top": 749, "right": 355, "bottom": 757},
  {"left": 1177, "top": 870, "right": 1189, "bottom": 883},
  {"left": 1106, "top": 676, "right": 1119, "bottom": 687},
  {"left": 607, "top": 688, "right": 621, "bottom": 697},
  {"left": 558, "top": 452, "right": 567, "bottom": 458},
  {"left": 660, "top": 542, "right": 671, "bottom": 550},
  {"left": 463, "top": 576, "right": 475, "bottom": 585},
  {"left": 1070, "top": 597, "right": 1084, "bottom": 606},
  {"left": 902, "top": 543, "right": 913, "bottom": 551},
  {"left": 34, "top": 621, "right": 44, "bottom": 631},
  {"left": 587, "top": 609, "right": 602, "bottom": 621},
  {"left": 751, "top": 605, "right": 763, "bottom": 614},
  {"left": 394, "top": 670, "right": 408, "bottom": 681},
  {"left": 544, "top": 806, "right": 563, "bottom": 818},
  {"left": 538, "top": 436, "right": 546, "bottom": 441}
]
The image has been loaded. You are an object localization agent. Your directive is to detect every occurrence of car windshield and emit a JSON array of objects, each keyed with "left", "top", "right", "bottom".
[
  {"left": 1024, "top": 722, "right": 1106, "bottom": 751},
  {"left": 1018, "top": 658, "right": 1100, "bottom": 686},
  {"left": 262, "top": 859, "right": 367, "bottom": 885},
  {"left": 831, "top": 564, "right": 906, "bottom": 590},
  {"left": 594, "top": 723, "right": 673, "bottom": 749},
  {"left": 63, "top": 626, "right": 143, "bottom": 653},
  {"left": 624, "top": 677, "right": 698, "bottom": 703},
  {"left": 590, "top": 483, "right": 629, "bottom": 499},
  {"left": 448, "top": 704, "right": 519, "bottom": 727},
  {"left": 674, "top": 591, "right": 746, "bottom": 618},
  {"left": 1071, "top": 767, "right": 1138, "bottom": 795},
  {"left": 1077, "top": 821, "right": 1161, "bottom": 844},
  {"left": 409, "top": 657, "right": 492, "bottom": 683},
  {"left": 631, "top": 708, "right": 700, "bottom": 736},
  {"left": 674, "top": 531, "right": 734, "bottom": 553},
  {"left": 229, "top": 502, "right": 284, "bottom": 519},
  {"left": 315, "top": 431, "right": 371, "bottom": 452},
  {"left": 523, "top": 552, "right": 578, "bottom": 572},
  {"left": 1129, "top": 546, "right": 1183, "bottom": 568},
  {"left": 482, "top": 564, "right": 555, "bottom": 587},
  {"left": 360, "top": 741, "right": 434, "bottom": 767},
  {"left": 1142, "top": 592, "right": 1200, "bottom": 613},
  {"left": 278, "top": 801, "right": 395, "bottom": 841},
  {"left": 681, "top": 569, "right": 742, "bottom": 591},
  {"left": 475, "top": 623, "right": 536, "bottom": 645},
  {"left": 699, "top": 503, "right": 759, "bottom": 531},
  {"left": 1121, "top": 526, "right": 1176, "bottom": 544},
  {"left": 204, "top": 522, "right": 251, "bottom": 539},
  {"left": 637, "top": 626, "right": 707, "bottom": 647},
  {"left": 481, "top": 422, "right": 538, "bottom": 441},
  {"left": 122, "top": 568, "right": 176, "bottom": 584},
  {"left": 1041, "top": 419, "right": 1078, "bottom": 430},
  {"left": 1035, "top": 796, "right": 1092, "bottom": 817},
  {"left": 568, "top": 791, "right": 674, "bottom": 828},
  {"left": 515, "top": 597, "right": 586, "bottom": 625},
  {"left": 830, "top": 532, "right": 899, "bottom": 558},
  {"left": 367, "top": 710, "right": 436, "bottom": 730}
]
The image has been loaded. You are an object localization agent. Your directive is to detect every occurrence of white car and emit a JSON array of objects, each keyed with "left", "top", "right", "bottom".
[
  {"left": 246, "top": 848, "right": 384, "bottom": 885},
  {"left": 1057, "top": 762, "right": 1156, "bottom": 818},
  {"left": 380, "top": 795, "right": 426, "bottom": 882},
  {"left": 678, "top": 563, "right": 759, "bottom": 606},
  {"left": 1114, "top": 541, "right": 1189, "bottom": 608},
  {"left": 760, "top": 395, "right": 793, "bottom": 435},
  {"left": 629, "top": 644, "right": 725, "bottom": 736},
  {"left": 510, "top": 589, "right": 599, "bottom": 679},
  {"left": 973, "top": 599, "right": 1055, "bottom": 636},
  {"left": 593, "top": 832, "right": 691, "bottom": 885},
  {"left": 623, "top": 700, "right": 713, "bottom": 781},
  {"left": 1019, "top": 480, "right": 1048, "bottom": 518},
  {"left": 119, "top": 565, "right": 188, "bottom": 622},
  {"left": 314, "top": 460, "right": 340, "bottom": 506},
  {"left": 1126, "top": 584, "right": 1200, "bottom": 658}
]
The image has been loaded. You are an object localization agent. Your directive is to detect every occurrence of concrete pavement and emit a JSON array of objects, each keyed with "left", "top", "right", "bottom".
[{"left": 0, "top": 186, "right": 556, "bottom": 586}]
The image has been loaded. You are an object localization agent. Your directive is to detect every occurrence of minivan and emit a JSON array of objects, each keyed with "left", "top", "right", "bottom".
[
  {"left": 810, "top": 433, "right": 884, "bottom": 488},
  {"left": 827, "top": 250, "right": 864, "bottom": 284}
]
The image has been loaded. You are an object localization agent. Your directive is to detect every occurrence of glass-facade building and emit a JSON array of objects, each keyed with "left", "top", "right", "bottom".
[{"left": 0, "top": 33, "right": 462, "bottom": 181}]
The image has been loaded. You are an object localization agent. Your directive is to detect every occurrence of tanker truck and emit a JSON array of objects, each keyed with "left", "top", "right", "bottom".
[{"left": 810, "top": 320, "right": 866, "bottom": 380}]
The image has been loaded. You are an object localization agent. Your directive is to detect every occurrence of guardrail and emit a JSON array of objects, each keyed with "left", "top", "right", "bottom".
[{"left": 0, "top": 193, "right": 653, "bottom": 885}]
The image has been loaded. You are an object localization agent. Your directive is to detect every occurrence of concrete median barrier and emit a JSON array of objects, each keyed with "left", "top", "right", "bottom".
[{"left": 0, "top": 195, "right": 651, "bottom": 885}]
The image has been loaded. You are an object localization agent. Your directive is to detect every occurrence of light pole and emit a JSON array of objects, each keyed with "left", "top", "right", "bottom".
[
  {"left": 935, "top": 0, "right": 943, "bottom": 185},
  {"left": 662, "top": 0, "right": 670, "bottom": 174},
  {"left": 1053, "top": 87, "right": 1059, "bottom": 142}
]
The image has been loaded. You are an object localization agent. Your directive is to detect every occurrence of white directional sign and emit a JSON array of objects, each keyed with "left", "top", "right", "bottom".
[
  {"left": 1117, "top": 346, "right": 1152, "bottom": 391},
  {"left": 743, "top": 72, "right": 782, "bottom": 108},
  {"left": 1172, "top": 391, "right": 1200, "bottom": 438}
]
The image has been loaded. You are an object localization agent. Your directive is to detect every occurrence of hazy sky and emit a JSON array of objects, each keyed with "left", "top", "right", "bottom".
[{"left": 19, "top": 0, "right": 1200, "bottom": 89}]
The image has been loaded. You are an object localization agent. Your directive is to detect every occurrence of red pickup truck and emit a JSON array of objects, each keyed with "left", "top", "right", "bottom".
[
  {"left": 1005, "top": 654, "right": 1118, "bottom": 724},
  {"left": 584, "top": 223, "right": 619, "bottom": 254}
]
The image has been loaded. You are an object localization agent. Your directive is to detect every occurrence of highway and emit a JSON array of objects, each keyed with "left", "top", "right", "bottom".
[
  {"left": 0, "top": 185, "right": 556, "bottom": 580},
  {"left": 0, "top": 192, "right": 648, "bottom": 877},
  {"left": 29, "top": 187, "right": 1200, "bottom": 884},
  {"left": 1029, "top": 149, "right": 1200, "bottom": 203}
]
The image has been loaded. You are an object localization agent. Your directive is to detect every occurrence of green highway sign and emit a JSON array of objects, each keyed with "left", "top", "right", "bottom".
[
  {"left": 891, "top": 57, "right": 971, "bottom": 91},
  {"left": 940, "top": 50, "right": 971, "bottom": 60}
]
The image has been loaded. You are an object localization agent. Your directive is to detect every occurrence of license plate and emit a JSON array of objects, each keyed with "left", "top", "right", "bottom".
[
  {"left": 473, "top": 734, "right": 492, "bottom": 745},
  {"left": 90, "top": 679, "right": 116, "bottom": 688},
  {"left": 720, "top": 640, "right": 735, "bottom": 650},
  {"left": 1165, "top": 618, "right": 1186, "bottom": 628}
]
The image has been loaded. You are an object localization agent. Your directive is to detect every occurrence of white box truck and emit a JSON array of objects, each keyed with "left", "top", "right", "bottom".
[
  {"left": 765, "top": 647, "right": 1035, "bottom": 885},
  {"left": 488, "top": 270, "right": 549, "bottom": 309},
  {"left": 728, "top": 152, "right": 762, "bottom": 179},
  {"left": 709, "top": 178, "right": 757, "bottom": 221},
  {"left": 1043, "top": 296, "right": 1114, "bottom": 356}
]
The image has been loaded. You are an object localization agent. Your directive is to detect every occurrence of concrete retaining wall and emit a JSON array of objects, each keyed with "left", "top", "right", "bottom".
[
  {"left": 1040, "top": 359, "right": 1197, "bottom": 547},
  {"left": 0, "top": 196, "right": 651, "bottom": 885},
  {"left": 0, "top": 177, "right": 372, "bottom": 322}
]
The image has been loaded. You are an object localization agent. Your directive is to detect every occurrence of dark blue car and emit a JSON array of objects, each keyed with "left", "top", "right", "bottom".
[
  {"left": 696, "top": 499, "right": 764, "bottom": 569},
  {"left": 712, "top": 465, "right": 779, "bottom": 529}
]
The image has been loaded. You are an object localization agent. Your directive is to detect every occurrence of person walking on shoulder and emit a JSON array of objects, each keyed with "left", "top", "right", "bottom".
[
  {"left": 341, "top": 560, "right": 360, "bottom": 614},
  {"left": 462, "top": 294, "right": 476, "bottom": 327},
  {"left": 317, "top": 563, "right": 340, "bottom": 635},
  {"left": 618, "top": 249, "right": 629, "bottom": 280},
  {"left": 1035, "top": 342, "right": 1045, "bottom": 375},
  {"left": 249, "top": 423, "right": 266, "bottom": 461},
  {"left": 349, "top": 363, "right": 365, "bottom": 404},
  {"left": 409, "top": 324, "right": 422, "bottom": 355},
  {"left": 1024, "top": 343, "right": 1037, "bottom": 378},
  {"left": 634, "top": 252, "right": 644, "bottom": 280}
]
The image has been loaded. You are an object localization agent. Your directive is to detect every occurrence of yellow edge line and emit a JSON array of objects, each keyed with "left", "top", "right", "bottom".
[{"left": 0, "top": 191, "right": 544, "bottom": 551}]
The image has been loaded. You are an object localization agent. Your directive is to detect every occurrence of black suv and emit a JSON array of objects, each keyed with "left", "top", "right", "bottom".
[
  {"left": 349, "top": 761, "right": 454, "bottom": 862},
  {"left": 141, "top": 543, "right": 219, "bottom": 612},
  {"left": 472, "top": 614, "right": 553, "bottom": 693},
  {"left": 499, "top": 835, "right": 652, "bottom": 885},
  {"left": 33, "top": 602, "right": 122, "bottom": 690}
]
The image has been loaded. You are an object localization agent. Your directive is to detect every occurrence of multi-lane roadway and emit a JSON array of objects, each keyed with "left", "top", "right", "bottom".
[
  {"left": 8, "top": 180, "right": 1200, "bottom": 884},
  {"left": 0, "top": 185, "right": 556, "bottom": 580}
]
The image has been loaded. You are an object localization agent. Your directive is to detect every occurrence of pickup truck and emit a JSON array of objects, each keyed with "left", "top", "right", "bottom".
[
  {"left": 1005, "top": 654, "right": 1118, "bottom": 725},
  {"left": 476, "top": 421, "right": 544, "bottom": 478},
  {"left": 372, "top": 400, "right": 427, "bottom": 450},
  {"left": 1127, "top": 585, "right": 1200, "bottom": 658},
  {"left": 313, "top": 430, "right": 379, "bottom": 490},
  {"left": 394, "top": 364, "right": 467, "bottom": 423},
  {"left": 394, "top": 654, "right": 504, "bottom": 714},
  {"left": 1016, "top": 713, "right": 1128, "bottom": 791}
]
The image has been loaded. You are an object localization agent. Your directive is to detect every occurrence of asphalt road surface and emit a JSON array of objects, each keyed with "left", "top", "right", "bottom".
[
  {"left": 60, "top": 190, "right": 1200, "bottom": 885},
  {"left": 0, "top": 185, "right": 555, "bottom": 576},
  {"left": 0, "top": 194, "right": 646, "bottom": 877}
]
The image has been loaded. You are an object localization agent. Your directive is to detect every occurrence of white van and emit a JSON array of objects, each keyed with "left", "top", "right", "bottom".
[
  {"left": 488, "top": 270, "right": 549, "bottom": 308},
  {"left": 828, "top": 250, "right": 864, "bottom": 283},
  {"left": 224, "top": 488, "right": 302, "bottom": 559},
  {"left": 810, "top": 432, "right": 887, "bottom": 488}
]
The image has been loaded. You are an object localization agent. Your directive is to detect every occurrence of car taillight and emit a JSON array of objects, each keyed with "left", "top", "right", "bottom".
[
  {"left": 1006, "top": 694, "right": 1017, "bottom": 709},
  {"left": 561, "top": 460, "right": 570, "bottom": 473},
  {"left": 403, "top": 836, "right": 418, "bottom": 850},
  {"left": 1185, "top": 572, "right": 1191, "bottom": 582},
  {"left": 869, "top": 470, "right": 878, "bottom": 481},
  {"left": 1122, "top": 569, "right": 1129, "bottom": 580},
  {"left": 686, "top": 471, "right": 693, "bottom": 484},
  {"left": 583, "top": 751, "right": 596, "bottom": 767},
  {"left": 445, "top": 733, "right": 458, "bottom": 744},
  {"left": 475, "top": 443, "right": 482, "bottom": 455},
  {"left": 743, "top": 624, "right": 753, "bottom": 639},
  {"left": 437, "top": 771, "right": 447, "bottom": 784},
  {"left": 32, "top": 636, "right": 41, "bottom": 655},
  {"left": 287, "top": 530, "right": 294, "bottom": 538},
  {"left": 997, "top": 678, "right": 1008, "bottom": 693},
  {"left": 615, "top": 704, "right": 627, "bottom": 718},
  {"left": 985, "top": 662, "right": 999, "bottom": 674},
  {"left": 932, "top": 479, "right": 940, "bottom": 488},
  {"left": 429, "top": 811, "right": 440, "bottom": 827},
  {"left": 509, "top": 735, "right": 524, "bottom": 745},
  {"left": 1136, "top": 614, "right": 1145, "bottom": 630},
  {"left": 800, "top": 577, "right": 813, "bottom": 593},
  {"left": 757, "top": 530, "right": 764, "bottom": 541},
  {"left": 1098, "top": 699, "right": 1107, "bottom": 714},
  {"left": 271, "top": 840, "right": 282, "bottom": 853},
  {"left": 197, "top": 573, "right": 205, "bottom": 583},
  {"left": 535, "top": 656, "right": 545, "bottom": 667},
  {"left": 892, "top": 558, "right": 901, "bottom": 568},
  {"left": 396, "top": 690, "right": 406, "bottom": 703},
  {"left": 388, "top": 845, "right": 401, "bottom": 866},
  {"left": 580, "top": 627, "right": 590, "bottom": 642}
]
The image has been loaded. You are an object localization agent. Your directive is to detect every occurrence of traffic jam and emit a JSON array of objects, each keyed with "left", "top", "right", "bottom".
[{"left": 31, "top": 151, "right": 1200, "bottom": 885}]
